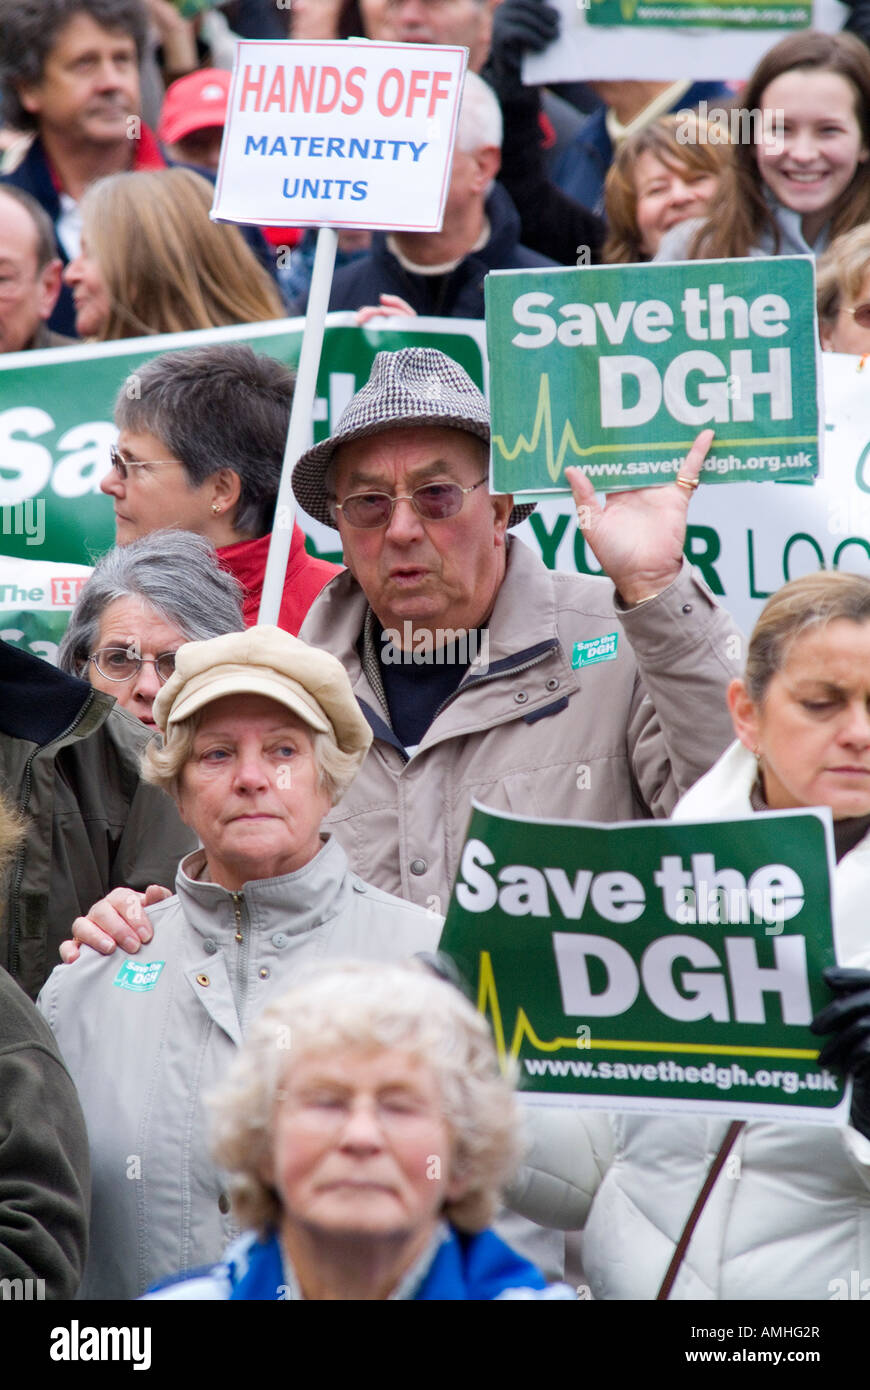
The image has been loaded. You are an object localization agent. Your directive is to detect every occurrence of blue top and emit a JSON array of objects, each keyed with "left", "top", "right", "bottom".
[{"left": 146, "top": 1225, "right": 554, "bottom": 1302}]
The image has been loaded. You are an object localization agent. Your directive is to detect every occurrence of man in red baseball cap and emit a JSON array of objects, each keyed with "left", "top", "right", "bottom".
[{"left": 157, "top": 67, "right": 229, "bottom": 172}]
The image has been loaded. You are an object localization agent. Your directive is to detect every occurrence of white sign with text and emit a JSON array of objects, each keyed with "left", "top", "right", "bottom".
[{"left": 212, "top": 40, "right": 467, "bottom": 230}]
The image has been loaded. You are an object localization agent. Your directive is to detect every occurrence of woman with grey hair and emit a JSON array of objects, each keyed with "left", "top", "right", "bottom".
[
  {"left": 38, "top": 627, "right": 442, "bottom": 1299},
  {"left": 146, "top": 960, "right": 557, "bottom": 1301},
  {"left": 57, "top": 530, "right": 246, "bottom": 728}
]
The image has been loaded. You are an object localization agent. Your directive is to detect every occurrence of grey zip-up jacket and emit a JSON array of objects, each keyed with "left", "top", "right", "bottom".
[
  {"left": 300, "top": 539, "right": 743, "bottom": 913},
  {"left": 38, "top": 835, "right": 442, "bottom": 1301}
]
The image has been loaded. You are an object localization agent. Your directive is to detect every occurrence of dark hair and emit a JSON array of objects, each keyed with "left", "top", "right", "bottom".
[
  {"left": 0, "top": 185, "right": 57, "bottom": 268},
  {"left": 690, "top": 31, "right": 870, "bottom": 259},
  {"left": 114, "top": 344, "right": 296, "bottom": 540},
  {"left": 0, "top": 0, "right": 148, "bottom": 130}
]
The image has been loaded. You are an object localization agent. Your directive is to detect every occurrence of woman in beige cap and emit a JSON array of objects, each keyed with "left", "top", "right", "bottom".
[{"left": 38, "top": 626, "right": 440, "bottom": 1300}]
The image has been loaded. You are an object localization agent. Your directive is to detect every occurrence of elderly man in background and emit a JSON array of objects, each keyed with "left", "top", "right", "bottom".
[
  {"left": 309, "top": 72, "right": 555, "bottom": 321},
  {"left": 0, "top": 186, "right": 70, "bottom": 352}
]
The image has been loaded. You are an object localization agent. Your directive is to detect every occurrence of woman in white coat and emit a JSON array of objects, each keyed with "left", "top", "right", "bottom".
[{"left": 513, "top": 571, "right": 870, "bottom": 1299}]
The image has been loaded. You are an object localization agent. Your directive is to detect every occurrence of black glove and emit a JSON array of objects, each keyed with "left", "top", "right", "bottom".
[
  {"left": 488, "top": 0, "right": 561, "bottom": 89},
  {"left": 810, "top": 966, "right": 870, "bottom": 1139},
  {"left": 841, "top": 0, "right": 870, "bottom": 44}
]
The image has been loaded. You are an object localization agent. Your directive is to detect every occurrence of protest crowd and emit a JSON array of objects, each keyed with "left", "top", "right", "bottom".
[{"left": 4, "top": 0, "right": 870, "bottom": 1314}]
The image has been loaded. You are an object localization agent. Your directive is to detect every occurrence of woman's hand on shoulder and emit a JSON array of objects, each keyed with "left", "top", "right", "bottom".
[{"left": 60, "top": 884, "right": 171, "bottom": 963}]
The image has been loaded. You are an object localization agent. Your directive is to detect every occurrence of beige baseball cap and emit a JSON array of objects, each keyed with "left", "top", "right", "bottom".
[{"left": 152, "top": 626, "right": 372, "bottom": 763}]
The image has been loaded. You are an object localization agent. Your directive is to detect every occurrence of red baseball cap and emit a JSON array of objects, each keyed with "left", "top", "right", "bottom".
[{"left": 158, "top": 69, "right": 230, "bottom": 145}]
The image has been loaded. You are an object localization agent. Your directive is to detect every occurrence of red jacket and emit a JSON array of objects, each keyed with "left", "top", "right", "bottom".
[{"left": 218, "top": 525, "right": 341, "bottom": 634}]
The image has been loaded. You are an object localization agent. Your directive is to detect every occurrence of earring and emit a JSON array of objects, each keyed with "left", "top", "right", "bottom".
[{"left": 211, "top": 504, "right": 221, "bottom": 515}]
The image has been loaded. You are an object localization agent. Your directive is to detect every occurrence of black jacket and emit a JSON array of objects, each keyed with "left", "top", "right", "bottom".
[
  {"left": 0, "top": 641, "right": 195, "bottom": 998},
  {"left": 312, "top": 183, "right": 556, "bottom": 320}
]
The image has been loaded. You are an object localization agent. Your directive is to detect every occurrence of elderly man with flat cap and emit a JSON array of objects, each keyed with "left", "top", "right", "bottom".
[
  {"left": 71, "top": 346, "right": 742, "bottom": 935},
  {"left": 291, "top": 346, "right": 742, "bottom": 915}
]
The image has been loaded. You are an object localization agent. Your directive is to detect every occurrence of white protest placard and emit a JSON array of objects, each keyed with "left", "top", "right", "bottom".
[
  {"left": 522, "top": 0, "right": 847, "bottom": 83},
  {"left": 212, "top": 40, "right": 467, "bottom": 230}
]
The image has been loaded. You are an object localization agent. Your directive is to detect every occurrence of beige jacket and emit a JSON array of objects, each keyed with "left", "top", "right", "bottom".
[{"left": 300, "top": 538, "right": 743, "bottom": 912}]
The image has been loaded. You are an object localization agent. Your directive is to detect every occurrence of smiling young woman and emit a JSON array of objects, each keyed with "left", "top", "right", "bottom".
[{"left": 656, "top": 32, "right": 870, "bottom": 261}]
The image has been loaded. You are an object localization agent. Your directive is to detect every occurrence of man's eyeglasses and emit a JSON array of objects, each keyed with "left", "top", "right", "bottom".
[
  {"left": 332, "top": 478, "right": 488, "bottom": 529},
  {"left": 109, "top": 444, "right": 179, "bottom": 481},
  {"left": 89, "top": 647, "right": 177, "bottom": 683},
  {"left": 845, "top": 302, "right": 870, "bottom": 329}
]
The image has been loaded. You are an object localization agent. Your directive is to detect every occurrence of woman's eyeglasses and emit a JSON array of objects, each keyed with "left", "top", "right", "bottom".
[
  {"left": 845, "top": 302, "right": 870, "bottom": 330},
  {"left": 89, "top": 648, "right": 177, "bottom": 683},
  {"left": 332, "top": 478, "right": 487, "bottom": 529},
  {"left": 109, "top": 444, "right": 179, "bottom": 481}
]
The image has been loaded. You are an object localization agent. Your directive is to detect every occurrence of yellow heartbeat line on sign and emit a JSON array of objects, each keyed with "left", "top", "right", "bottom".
[
  {"left": 490, "top": 373, "right": 816, "bottom": 484},
  {"left": 475, "top": 951, "right": 819, "bottom": 1071},
  {"left": 490, "top": 375, "right": 583, "bottom": 483}
]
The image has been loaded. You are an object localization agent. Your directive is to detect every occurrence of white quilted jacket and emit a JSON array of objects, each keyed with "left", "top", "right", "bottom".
[{"left": 511, "top": 742, "right": 870, "bottom": 1299}]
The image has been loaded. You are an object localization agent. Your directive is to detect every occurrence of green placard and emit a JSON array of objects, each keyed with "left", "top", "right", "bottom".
[
  {"left": 586, "top": 0, "right": 810, "bottom": 27},
  {"left": 0, "top": 316, "right": 485, "bottom": 567},
  {"left": 485, "top": 257, "right": 819, "bottom": 494},
  {"left": 438, "top": 803, "right": 848, "bottom": 1121}
]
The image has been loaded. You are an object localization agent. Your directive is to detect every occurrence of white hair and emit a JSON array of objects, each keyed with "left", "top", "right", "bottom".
[
  {"left": 209, "top": 959, "right": 524, "bottom": 1234},
  {"left": 456, "top": 71, "right": 503, "bottom": 154}
]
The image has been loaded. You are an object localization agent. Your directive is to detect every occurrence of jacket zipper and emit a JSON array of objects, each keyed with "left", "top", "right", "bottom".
[
  {"left": 9, "top": 690, "right": 97, "bottom": 980},
  {"left": 429, "top": 642, "right": 559, "bottom": 726},
  {"left": 231, "top": 891, "right": 249, "bottom": 1022}
]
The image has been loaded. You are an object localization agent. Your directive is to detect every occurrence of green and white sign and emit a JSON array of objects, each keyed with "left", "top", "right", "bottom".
[
  {"left": 113, "top": 959, "right": 166, "bottom": 993},
  {"left": 439, "top": 803, "right": 849, "bottom": 1122},
  {"left": 521, "top": 0, "right": 839, "bottom": 83},
  {"left": 0, "top": 314, "right": 485, "bottom": 568},
  {"left": 0, "top": 555, "right": 92, "bottom": 666},
  {"left": 486, "top": 258, "right": 819, "bottom": 494},
  {"left": 4, "top": 316, "right": 870, "bottom": 648},
  {"left": 587, "top": 0, "right": 810, "bottom": 28}
]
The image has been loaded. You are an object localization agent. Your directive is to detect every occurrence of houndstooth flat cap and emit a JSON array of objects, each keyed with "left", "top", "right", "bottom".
[{"left": 292, "top": 348, "right": 534, "bottom": 529}]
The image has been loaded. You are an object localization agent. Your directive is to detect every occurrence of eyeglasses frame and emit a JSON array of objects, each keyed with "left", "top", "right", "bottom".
[
  {"left": 88, "top": 647, "right": 178, "bottom": 684},
  {"left": 109, "top": 443, "right": 181, "bottom": 481},
  {"left": 332, "top": 476, "right": 489, "bottom": 529}
]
